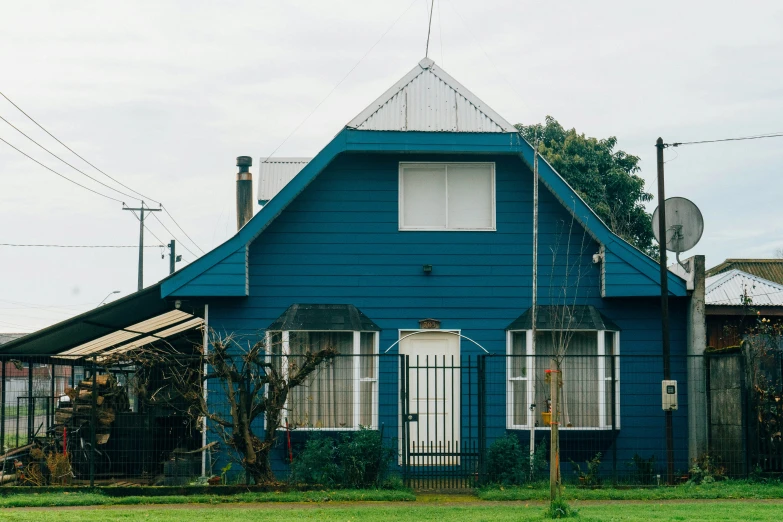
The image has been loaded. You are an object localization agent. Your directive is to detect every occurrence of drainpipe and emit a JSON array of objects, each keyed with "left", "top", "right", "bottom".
[{"left": 236, "top": 156, "right": 253, "bottom": 230}]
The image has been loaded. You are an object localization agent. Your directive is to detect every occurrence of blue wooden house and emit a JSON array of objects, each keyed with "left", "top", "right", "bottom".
[
  {"left": 0, "top": 58, "right": 697, "bottom": 483},
  {"left": 161, "top": 58, "right": 692, "bottom": 480}
]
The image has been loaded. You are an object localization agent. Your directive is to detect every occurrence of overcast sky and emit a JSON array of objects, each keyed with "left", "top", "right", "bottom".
[{"left": 1, "top": 0, "right": 782, "bottom": 333}]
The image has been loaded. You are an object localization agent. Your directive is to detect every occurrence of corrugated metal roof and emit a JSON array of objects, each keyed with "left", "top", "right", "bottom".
[
  {"left": 57, "top": 310, "right": 203, "bottom": 358},
  {"left": 347, "top": 58, "right": 515, "bottom": 133},
  {"left": 705, "top": 269, "right": 783, "bottom": 306},
  {"left": 258, "top": 157, "right": 311, "bottom": 203},
  {"left": 706, "top": 259, "right": 783, "bottom": 286}
]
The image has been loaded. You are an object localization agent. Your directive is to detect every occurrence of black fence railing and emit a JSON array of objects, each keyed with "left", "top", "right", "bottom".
[{"left": 0, "top": 352, "right": 778, "bottom": 487}]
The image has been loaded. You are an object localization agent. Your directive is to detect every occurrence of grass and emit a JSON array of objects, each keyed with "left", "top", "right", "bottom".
[
  {"left": 0, "top": 489, "right": 415, "bottom": 508},
  {"left": 2, "top": 502, "right": 783, "bottom": 521},
  {"left": 478, "top": 479, "right": 783, "bottom": 501}
]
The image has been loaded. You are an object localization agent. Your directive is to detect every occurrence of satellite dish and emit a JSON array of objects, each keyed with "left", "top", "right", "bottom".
[{"left": 652, "top": 197, "right": 704, "bottom": 253}]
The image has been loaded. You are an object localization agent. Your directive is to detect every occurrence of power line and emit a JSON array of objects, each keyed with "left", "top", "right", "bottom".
[
  {"left": 149, "top": 211, "right": 197, "bottom": 258},
  {"left": 1, "top": 91, "right": 203, "bottom": 257},
  {"left": 0, "top": 114, "right": 141, "bottom": 202},
  {"left": 125, "top": 207, "right": 167, "bottom": 247},
  {"left": 261, "top": 0, "right": 418, "bottom": 163},
  {"left": 0, "top": 136, "right": 125, "bottom": 204},
  {"left": 669, "top": 132, "right": 783, "bottom": 148},
  {"left": 425, "top": 0, "right": 435, "bottom": 58},
  {"left": 0, "top": 243, "right": 162, "bottom": 248},
  {"left": 161, "top": 206, "right": 204, "bottom": 253},
  {"left": 0, "top": 90, "right": 161, "bottom": 205}
]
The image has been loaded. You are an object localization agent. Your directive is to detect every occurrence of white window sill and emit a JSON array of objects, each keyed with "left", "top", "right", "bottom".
[{"left": 506, "top": 426, "right": 620, "bottom": 431}]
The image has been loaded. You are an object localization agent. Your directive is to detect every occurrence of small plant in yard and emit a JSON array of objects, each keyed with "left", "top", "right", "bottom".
[
  {"left": 545, "top": 498, "right": 578, "bottom": 519},
  {"left": 570, "top": 452, "right": 601, "bottom": 486},
  {"left": 688, "top": 453, "right": 726, "bottom": 485},
  {"left": 629, "top": 453, "right": 656, "bottom": 485}
]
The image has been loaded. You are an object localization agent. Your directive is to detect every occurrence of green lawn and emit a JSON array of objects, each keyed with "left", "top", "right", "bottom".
[
  {"left": 2, "top": 502, "right": 783, "bottom": 521},
  {"left": 478, "top": 480, "right": 783, "bottom": 500}
]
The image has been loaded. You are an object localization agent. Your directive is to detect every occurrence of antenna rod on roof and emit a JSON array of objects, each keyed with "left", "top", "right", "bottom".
[{"left": 425, "top": 0, "right": 435, "bottom": 58}]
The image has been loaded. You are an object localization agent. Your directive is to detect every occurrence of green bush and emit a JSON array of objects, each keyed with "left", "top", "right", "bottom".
[
  {"left": 338, "top": 427, "right": 396, "bottom": 488},
  {"left": 289, "top": 428, "right": 396, "bottom": 489},
  {"left": 486, "top": 434, "right": 546, "bottom": 485},
  {"left": 289, "top": 435, "right": 340, "bottom": 486}
]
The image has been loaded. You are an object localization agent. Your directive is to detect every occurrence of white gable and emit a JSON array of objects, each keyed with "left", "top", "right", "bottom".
[
  {"left": 347, "top": 58, "right": 515, "bottom": 133},
  {"left": 257, "top": 157, "right": 311, "bottom": 203},
  {"left": 705, "top": 269, "right": 783, "bottom": 306}
]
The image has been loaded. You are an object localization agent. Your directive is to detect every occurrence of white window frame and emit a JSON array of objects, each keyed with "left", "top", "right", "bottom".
[
  {"left": 398, "top": 162, "right": 496, "bottom": 231},
  {"left": 506, "top": 329, "right": 620, "bottom": 430},
  {"left": 266, "top": 330, "right": 379, "bottom": 431}
]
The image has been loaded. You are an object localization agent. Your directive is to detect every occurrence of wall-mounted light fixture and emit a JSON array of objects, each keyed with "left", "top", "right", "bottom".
[{"left": 422, "top": 264, "right": 433, "bottom": 274}]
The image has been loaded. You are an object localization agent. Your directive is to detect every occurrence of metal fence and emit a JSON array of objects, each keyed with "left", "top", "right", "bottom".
[{"left": 0, "top": 352, "right": 779, "bottom": 487}]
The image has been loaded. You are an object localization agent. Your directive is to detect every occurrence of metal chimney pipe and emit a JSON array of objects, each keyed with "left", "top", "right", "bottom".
[{"left": 236, "top": 156, "right": 253, "bottom": 230}]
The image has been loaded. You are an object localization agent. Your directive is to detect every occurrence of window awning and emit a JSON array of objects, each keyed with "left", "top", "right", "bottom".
[
  {"left": 0, "top": 284, "right": 204, "bottom": 359},
  {"left": 267, "top": 304, "right": 381, "bottom": 332},
  {"left": 506, "top": 305, "right": 619, "bottom": 331}
]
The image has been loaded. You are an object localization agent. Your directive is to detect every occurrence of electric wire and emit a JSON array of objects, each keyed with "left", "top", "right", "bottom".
[
  {"left": 447, "top": 1, "right": 538, "bottom": 120},
  {"left": 1, "top": 91, "right": 203, "bottom": 256},
  {"left": 0, "top": 114, "right": 141, "bottom": 202},
  {"left": 0, "top": 136, "right": 125, "bottom": 204},
  {"left": 425, "top": 0, "right": 435, "bottom": 58},
  {"left": 161, "top": 206, "right": 205, "bottom": 253},
  {"left": 668, "top": 132, "right": 783, "bottom": 147},
  {"left": 0, "top": 243, "right": 162, "bottom": 248},
  {"left": 0, "top": 90, "right": 161, "bottom": 205},
  {"left": 149, "top": 211, "right": 197, "bottom": 258},
  {"left": 261, "top": 0, "right": 418, "bottom": 163}
]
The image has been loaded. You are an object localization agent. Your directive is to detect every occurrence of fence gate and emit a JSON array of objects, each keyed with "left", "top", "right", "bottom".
[{"left": 400, "top": 353, "right": 486, "bottom": 488}]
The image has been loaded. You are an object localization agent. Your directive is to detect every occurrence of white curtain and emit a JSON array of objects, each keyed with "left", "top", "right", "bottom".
[
  {"left": 534, "top": 332, "right": 599, "bottom": 428},
  {"left": 288, "top": 332, "right": 353, "bottom": 428}
]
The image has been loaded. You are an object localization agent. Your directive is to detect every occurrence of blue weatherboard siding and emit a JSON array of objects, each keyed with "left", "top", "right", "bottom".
[
  {"left": 201, "top": 150, "right": 691, "bottom": 477},
  {"left": 161, "top": 130, "right": 686, "bottom": 299}
]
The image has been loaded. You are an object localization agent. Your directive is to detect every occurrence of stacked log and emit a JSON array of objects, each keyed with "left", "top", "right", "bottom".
[{"left": 55, "top": 373, "right": 129, "bottom": 445}]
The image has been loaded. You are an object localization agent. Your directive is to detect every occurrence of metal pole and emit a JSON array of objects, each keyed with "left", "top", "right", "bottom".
[
  {"left": 138, "top": 203, "right": 145, "bottom": 291},
  {"left": 169, "top": 240, "right": 176, "bottom": 275},
  {"left": 531, "top": 143, "right": 539, "bottom": 475},
  {"left": 90, "top": 356, "right": 97, "bottom": 487},
  {"left": 656, "top": 137, "right": 675, "bottom": 485},
  {"left": 27, "top": 362, "right": 33, "bottom": 442},
  {"left": 1, "top": 358, "right": 5, "bottom": 452}
]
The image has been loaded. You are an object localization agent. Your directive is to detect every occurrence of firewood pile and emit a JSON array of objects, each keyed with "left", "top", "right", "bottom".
[{"left": 57, "top": 373, "right": 130, "bottom": 445}]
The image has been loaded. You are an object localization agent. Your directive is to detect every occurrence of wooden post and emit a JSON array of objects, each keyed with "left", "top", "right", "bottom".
[{"left": 549, "top": 362, "right": 561, "bottom": 501}]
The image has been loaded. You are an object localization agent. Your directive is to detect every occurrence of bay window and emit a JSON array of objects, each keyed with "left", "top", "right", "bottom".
[
  {"left": 266, "top": 304, "right": 380, "bottom": 430},
  {"left": 506, "top": 306, "right": 620, "bottom": 430}
]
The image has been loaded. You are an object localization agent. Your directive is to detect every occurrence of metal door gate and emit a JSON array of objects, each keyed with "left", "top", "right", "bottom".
[{"left": 400, "top": 354, "right": 486, "bottom": 488}]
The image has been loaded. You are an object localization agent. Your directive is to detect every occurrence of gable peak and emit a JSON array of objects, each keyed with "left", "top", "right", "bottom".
[{"left": 347, "top": 58, "right": 515, "bottom": 133}]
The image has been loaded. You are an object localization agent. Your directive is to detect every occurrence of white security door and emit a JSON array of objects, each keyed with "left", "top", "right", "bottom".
[{"left": 399, "top": 331, "right": 461, "bottom": 465}]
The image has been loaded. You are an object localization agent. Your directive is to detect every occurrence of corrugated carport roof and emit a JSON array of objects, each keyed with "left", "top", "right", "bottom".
[{"left": 0, "top": 284, "right": 203, "bottom": 357}]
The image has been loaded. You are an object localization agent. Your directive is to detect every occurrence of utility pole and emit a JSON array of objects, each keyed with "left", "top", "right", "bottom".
[
  {"left": 123, "top": 201, "right": 161, "bottom": 291},
  {"left": 656, "top": 138, "right": 675, "bottom": 485},
  {"left": 168, "top": 240, "right": 181, "bottom": 275}
]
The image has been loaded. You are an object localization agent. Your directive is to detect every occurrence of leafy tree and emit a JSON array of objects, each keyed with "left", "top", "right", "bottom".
[{"left": 516, "top": 116, "right": 656, "bottom": 256}]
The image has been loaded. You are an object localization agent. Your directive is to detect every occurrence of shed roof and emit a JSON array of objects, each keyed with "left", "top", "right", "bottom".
[
  {"left": 705, "top": 269, "right": 783, "bottom": 307},
  {"left": 0, "top": 284, "right": 204, "bottom": 357},
  {"left": 347, "top": 58, "right": 515, "bottom": 133},
  {"left": 506, "top": 305, "right": 620, "bottom": 331},
  {"left": 267, "top": 304, "right": 381, "bottom": 332},
  {"left": 706, "top": 259, "right": 783, "bottom": 285},
  {"left": 258, "top": 157, "right": 312, "bottom": 204}
]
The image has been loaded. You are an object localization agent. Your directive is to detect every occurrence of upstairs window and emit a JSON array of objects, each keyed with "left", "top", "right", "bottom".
[{"left": 399, "top": 162, "right": 495, "bottom": 231}]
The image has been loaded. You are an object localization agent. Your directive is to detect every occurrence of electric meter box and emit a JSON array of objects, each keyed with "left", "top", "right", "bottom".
[{"left": 662, "top": 380, "right": 678, "bottom": 411}]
